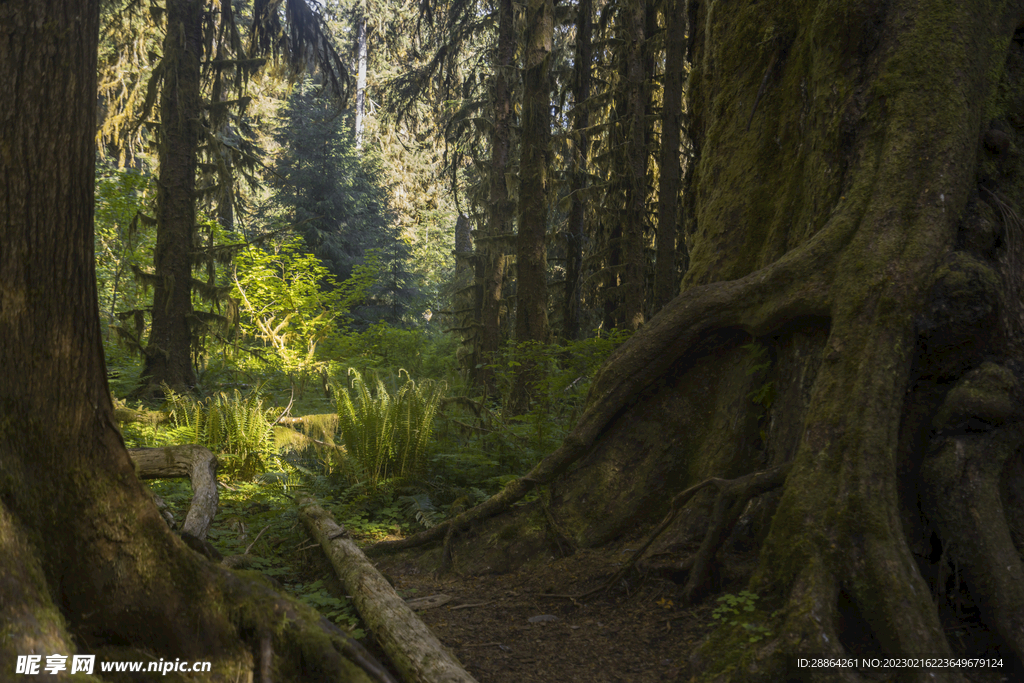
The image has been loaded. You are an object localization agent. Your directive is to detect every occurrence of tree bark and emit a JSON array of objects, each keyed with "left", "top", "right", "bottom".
[
  {"left": 0, "top": 4, "right": 389, "bottom": 679},
  {"left": 618, "top": 0, "right": 648, "bottom": 330},
  {"left": 142, "top": 0, "right": 204, "bottom": 394},
  {"left": 562, "top": 0, "right": 593, "bottom": 341},
  {"left": 516, "top": 0, "right": 554, "bottom": 346},
  {"left": 477, "top": 0, "right": 516, "bottom": 392},
  {"left": 510, "top": 0, "right": 555, "bottom": 412},
  {"left": 653, "top": 0, "right": 685, "bottom": 311}
]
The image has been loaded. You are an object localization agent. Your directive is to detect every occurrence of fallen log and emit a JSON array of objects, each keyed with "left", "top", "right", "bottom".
[
  {"left": 297, "top": 496, "right": 479, "bottom": 683},
  {"left": 129, "top": 445, "right": 219, "bottom": 540}
]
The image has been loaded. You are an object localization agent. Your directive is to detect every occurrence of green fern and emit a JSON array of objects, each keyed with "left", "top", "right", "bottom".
[
  {"left": 334, "top": 368, "right": 446, "bottom": 491},
  {"left": 399, "top": 493, "right": 440, "bottom": 528},
  {"left": 163, "top": 385, "right": 275, "bottom": 479}
]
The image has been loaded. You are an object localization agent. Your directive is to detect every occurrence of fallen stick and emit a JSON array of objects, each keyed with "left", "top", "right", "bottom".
[
  {"left": 297, "top": 496, "right": 479, "bottom": 683},
  {"left": 130, "top": 445, "right": 218, "bottom": 540}
]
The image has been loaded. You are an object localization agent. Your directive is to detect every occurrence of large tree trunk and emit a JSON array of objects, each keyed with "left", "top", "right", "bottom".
[
  {"left": 653, "top": 0, "right": 685, "bottom": 311},
  {"left": 617, "top": 0, "right": 648, "bottom": 330},
  {"left": 0, "top": 4, "right": 389, "bottom": 680},
  {"left": 373, "top": 1, "right": 1024, "bottom": 679},
  {"left": 516, "top": 0, "right": 554, "bottom": 344},
  {"left": 510, "top": 0, "right": 555, "bottom": 412},
  {"left": 142, "top": 0, "right": 203, "bottom": 394},
  {"left": 477, "top": 0, "right": 516, "bottom": 392},
  {"left": 562, "top": 0, "right": 593, "bottom": 341}
]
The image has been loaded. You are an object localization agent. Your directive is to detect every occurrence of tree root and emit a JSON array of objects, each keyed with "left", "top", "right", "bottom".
[
  {"left": 367, "top": 223, "right": 845, "bottom": 558},
  {"left": 922, "top": 425, "right": 1024, "bottom": 664},
  {"left": 578, "top": 463, "right": 791, "bottom": 601}
]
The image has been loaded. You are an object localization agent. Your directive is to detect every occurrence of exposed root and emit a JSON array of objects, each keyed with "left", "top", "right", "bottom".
[
  {"left": 922, "top": 426, "right": 1024, "bottom": 664},
  {"left": 439, "top": 520, "right": 456, "bottom": 574},
  {"left": 679, "top": 463, "right": 792, "bottom": 604},
  {"left": 367, "top": 226, "right": 845, "bottom": 558},
  {"left": 578, "top": 463, "right": 791, "bottom": 601},
  {"left": 541, "top": 487, "right": 578, "bottom": 558}
]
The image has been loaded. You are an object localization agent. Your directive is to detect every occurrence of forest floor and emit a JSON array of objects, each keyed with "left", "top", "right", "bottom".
[
  {"left": 373, "top": 544, "right": 717, "bottom": 683},
  {"left": 371, "top": 543, "right": 1016, "bottom": 683},
  {"left": 150, "top": 478, "right": 1016, "bottom": 683}
]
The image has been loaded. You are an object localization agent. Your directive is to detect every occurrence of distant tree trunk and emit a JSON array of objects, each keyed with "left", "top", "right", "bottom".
[
  {"left": 510, "top": 0, "right": 555, "bottom": 411},
  {"left": 653, "top": 0, "right": 684, "bottom": 311},
  {"left": 0, "top": 4, "right": 390, "bottom": 679},
  {"left": 478, "top": 0, "right": 516, "bottom": 391},
  {"left": 216, "top": 135, "right": 235, "bottom": 231},
  {"left": 142, "top": 0, "right": 204, "bottom": 394},
  {"left": 618, "top": 0, "right": 647, "bottom": 330},
  {"left": 374, "top": 1, "right": 1024, "bottom": 679},
  {"left": 355, "top": 10, "right": 368, "bottom": 151},
  {"left": 601, "top": 0, "right": 647, "bottom": 331},
  {"left": 563, "top": 0, "right": 592, "bottom": 341},
  {"left": 452, "top": 214, "right": 481, "bottom": 380}
]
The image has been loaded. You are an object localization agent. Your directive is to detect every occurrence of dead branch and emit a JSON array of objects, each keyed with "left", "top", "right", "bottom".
[{"left": 130, "top": 445, "right": 219, "bottom": 540}]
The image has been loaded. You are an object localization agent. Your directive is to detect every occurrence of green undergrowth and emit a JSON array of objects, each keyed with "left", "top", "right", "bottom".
[
  {"left": 148, "top": 477, "right": 374, "bottom": 637},
  {"left": 126, "top": 327, "right": 632, "bottom": 637}
]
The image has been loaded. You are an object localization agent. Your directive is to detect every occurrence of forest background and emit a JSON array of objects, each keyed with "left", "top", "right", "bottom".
[
  {"left": 10, "top": 0, "right": 1024, "bottom": 679},
  {"left": 95, "top": 0, "right": 677, "bottom": 633}
]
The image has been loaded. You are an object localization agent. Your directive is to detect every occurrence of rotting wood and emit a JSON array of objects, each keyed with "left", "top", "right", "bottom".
[
  {"left": 297, "top": 496, "right": 480, "bottom": 683},
  {"left": 129, "top": 445, "right": 218, "bottom": 540}
]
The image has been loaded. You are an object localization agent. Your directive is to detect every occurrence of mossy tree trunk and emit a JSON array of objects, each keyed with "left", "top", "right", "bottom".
[
  {"left": 600, "top": 0, "right": 649, "bottom": 331},
  {"left": 477, "top": 0, "right": 516, "bottom": 393},
  {"left": 653, "top": 0, "right": 685, "bottom": 312},
  {"left": 562, "top": 0, "right": 593, "bottom": 341},
  {"left": 375, "top": 1, "right": 1024, "bottom": 679},
  {"left": 617, "top": 0, "right": 648, "bottom": 330},
  {"left": 141, "top": 0, "right": 204, "bottom": 394},
  {"left": 510, "top": 0, "right": 554, "bottom": 412},
  {"left": 673, "top": 1, "right": 1024, "bottom": 676},
  {"left": 0, "top": 4, "right": 388, "bottom": 680}
]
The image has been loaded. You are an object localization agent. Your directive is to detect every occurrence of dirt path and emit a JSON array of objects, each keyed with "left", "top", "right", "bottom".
[
  {"left": 374, "top": 548, "right": 713, "bottom": 682},
  {"left": 366, "top": 540, "right": 1015, "bottom": 683}
]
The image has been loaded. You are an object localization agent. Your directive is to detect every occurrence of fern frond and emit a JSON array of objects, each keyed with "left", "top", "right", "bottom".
[{"left": 399, "top": 493, "right": 440, "bottom": 529}]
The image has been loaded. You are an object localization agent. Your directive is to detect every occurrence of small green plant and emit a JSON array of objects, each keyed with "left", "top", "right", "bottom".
[
  {"left": 335, "top": 368, "right": 446, "bottom": 490},
  {"left": 398, "top": 493, "right": 441, "bottom": 528},
  {"left": 232, "top": 239, "right": 379, "bottom": 393},
  {"left": 296, "top": 579, "right": 363, "bottom": 636},
  {"left": 711, "top": 590, "right": 774, "bottom": 643}
]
